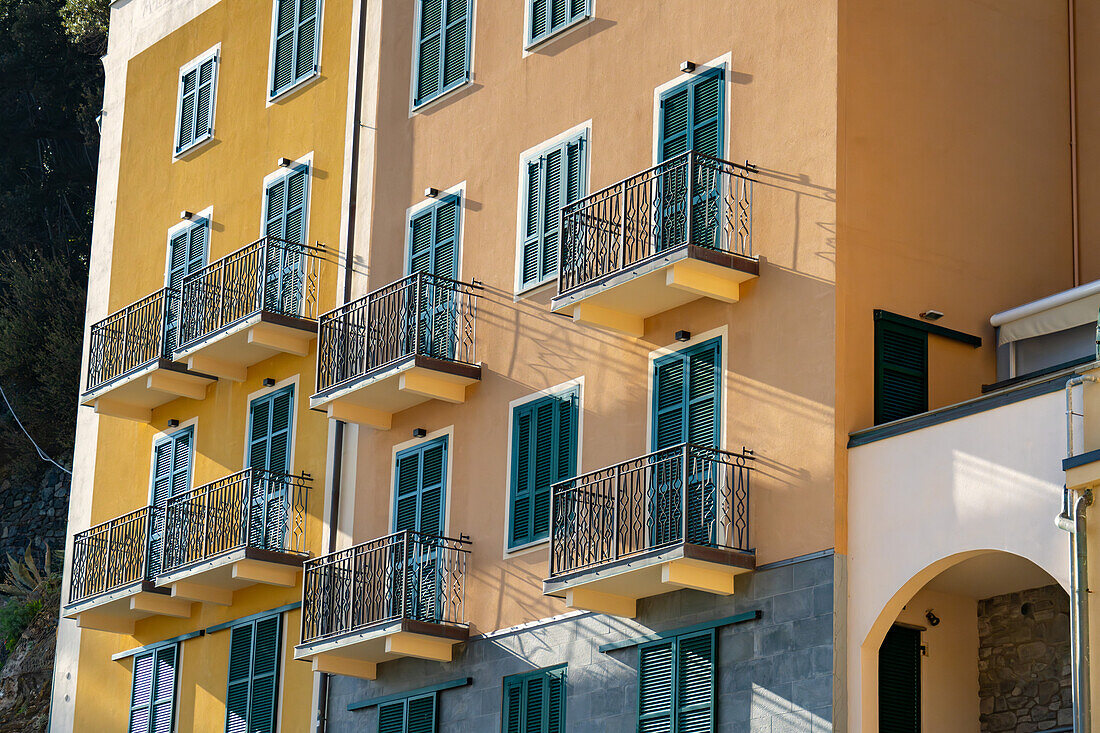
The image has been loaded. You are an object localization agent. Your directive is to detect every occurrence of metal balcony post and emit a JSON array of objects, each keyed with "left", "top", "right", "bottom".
[
  {"left": 681, "top": 444, "right": 690, "bottom": 544},
  {"left": 618, "top": 180, "right": 628, "bottom": 271},
  {"left": 685, "top": 151, "right": 695, "bottom": 248},
  {"left": 613, "top": 465, "right": 621, "bottom": 562},
  {"left": 414, "top": 274, "right": 424, "bottom": 356}
]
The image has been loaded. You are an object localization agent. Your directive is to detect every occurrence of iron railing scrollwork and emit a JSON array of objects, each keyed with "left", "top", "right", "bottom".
[
  {"left": 300, "top": 530, "right": 469, "bottom": 644},
  {"left": 162, "top": 468, "right": 311, "bottom": 573},
  {"left": 177, "top": 236, "right": 321, "bottom": 352},
  {"left": 69, "top": 505, "right": 158, "bottom": 604},
  {"left": 85, "top": 288, "right": 176, "bottom": 392},
  {"left": 316, "top": 272, "right": 479, "bottom": 394},
  {"left": 558, "top": 150, "right": 755, "bottom": 295},
  {"left": 548, "top": 443, "right": 752, "bottom": 579}
]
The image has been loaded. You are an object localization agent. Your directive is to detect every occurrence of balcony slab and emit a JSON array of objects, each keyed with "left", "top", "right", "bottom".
[
  {"left": 63, "top": 580, "right": 192, "bottom": 634},
  {"left": 312, "top": 355, "right": 481, "bottom": 429},
  {"left": 544, "top": 543, "right": 755, "bottom": 618},
  {"left": 81, "top": 360, "right": 216, "bottom": 423},
  {"left": 294, "top": 619, "right": 469, "bottom": 680},
  {"left": 175, "top": 312, "right": 316, "bottom": 382},
  {"left": 551, "top": 244, "right": 759, "bottom": 337},
  {"left": 157, "top": 547, "right": 303, "bottom": 603}
]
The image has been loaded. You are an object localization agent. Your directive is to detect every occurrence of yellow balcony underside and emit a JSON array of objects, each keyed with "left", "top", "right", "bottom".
[
  {"left": 311, "top": 355, "right": 481, "bottom": 430},
  {"left": 551, "top": 245, "right": 759, "bottom": 337},
  {"left": 156, "top": 547, "right": 302, "bottom": 606},
  {"left": 174, "top": 313, "right": 316, "bottom": 382},
  {"left": 63, "top": 581, "right": 192, "bottom": 634},
  {"left": 294, "top": 619, "right": 469, "bottom": 680},
  {"left": 81, "top": 361, "right": 216, "bottom": 423},
  {"left": 543, "top": 543, "right": 755, "bottom": 618}
]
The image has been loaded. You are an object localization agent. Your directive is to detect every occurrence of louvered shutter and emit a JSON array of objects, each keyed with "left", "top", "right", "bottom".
[
  {"left": 263, "top": 169, "right": 308, "bottom": 316},
  {"left": 414, "top": 0, "right": 469, "bottom": 106},
  {"left": 638, "top": 641, "right": 674, "bottom": 733},
  {"left": 540, "top": 147, "right": 563, "bottom": 285},
  {"left": 546, "top": 668, "right": 565, "bottom": 733},
  {"left": 149, "top": 428, "right": 192, "bottom": 577},
  {"left": 149, "top": 646, "right": 178, "bottom": 733},
  {"left": 510, "top": 391, "right": 577, "bottom": 548},
  {"left": 393, "top": 437, "right": 447, "bottom": 535},
  {"left": 249, "top": 615, "right": 281, "bottom": 733},
  {"left": 394, "top": 449, "right": 421, "bottom": 533},
  {"left": 653, "top": 340, "right": 720, "bottom": 451},
  {"left": 177, "top": 69, "right": 197, "bottom": 152},
  {"left": 248, "top": 386, "right": 295, "bottom": 474},
  {"left": 129, "top": 652, "right": 154, "bottom": 733},
  {"left": 529, "top": 0, "right": 588, "bottom": 44},
  {"left": 294, "top": 0, "right": 321, "bottom": 81},
  {"left": 659, "top": 87, "right": 690, "bottom": 162},
  {"left": 378, "top": 700, "right": 406, "bottom": 733},
  {"left": 675, "top": 631, "right": 715, "bottom": 732},
  {"left": 503, "top": 676, "right": 524, "bottom": 733},
  {"left": 521, "top": 160, "right": 542, "bottom": 286},
  {"left": 879, "top": 625, "right": 920, "bottom": 733},
  {"left": 415, "top": 0, "right": 444, "bottom": 104},
  {"left": 659, "top": 69, "right": 724, "bottom": 161},
  {"left": 524, "top": 673, "right": 544, "bottom": 732},
  {"left": 418, "top": 440, "right": 446, "bottom": 536},
  {"left": 874, "top": 319, "right": 928, "bottom": 424},
  {"left": 441, "top": 0, "right": 469, "bottom": 89},
  {"left": 194, "top": 58, "right": 216, "bottom": 142},
  {"left": 408, "top": 197, "right": 460, "bottom": 278},
  {"left": 502, "top": 667, "right": 567, "bottom": 733},
  {"left": 653, "top": 356, "right": 686, "bottom": 451},
  {"left": 165, "top": 223, "right": 206, "bottom": 354},
  {"left": 530, "top": 0, "right": 548, "bottom": 41},
  {"left": 225, "top": 623, "right": 252, "bottom": 733},
  {"left": 521, "top": 136, "right": 586, "bottom": 290},
  {"left": 511, "top": 407, "right": 534, "bottom": 546},
  {"left": 406, "top": 693, "right": 437, "bottom": 733},
  {"left": 271, "top": 0, "right": 297, "bottom": 95},
  {"left": 685, "top": 341, "right": 719, "bottom": 448},
  {"left": 409, "top": 209, "right": 435, "bottom": 276}
]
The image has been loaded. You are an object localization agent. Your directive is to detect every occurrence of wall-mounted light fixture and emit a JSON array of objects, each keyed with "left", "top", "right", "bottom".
[
  {"left": 675, "top": 330, "right": 692, "bottom": 342},
  {"left": 413, "top": 428, "right": 427, "bottom": 438},
  {"left": 262, "top": 378, "right": 276, "bottom": 387},
  {"left": 925, "top": 609, "right": 940, "bottom": 627},
  {"left": 167, "top": 419, "right": 180, "bottom": 428},
  {"left": 919, "top": 310, "right": 944, "bottom": 322},
  {"left": 680, "top": 61, "right": 696, "bottom": 73},
  {"left": 424, "top": 187, "right": 440, "bottom": 199},
  {"left": 277, "top": 157, "right": 293, "bottom": 168},
  {"left": 180, "top": 210, "right": 196, "bottom": 221}
]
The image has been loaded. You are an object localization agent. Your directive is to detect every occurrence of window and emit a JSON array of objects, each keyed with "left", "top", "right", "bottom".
[
  {"left": 527, "top": 0, "right": 588, "bottom": 47},
  {"left": 378, "top": 692, "right": 437, "bottom": 733},
  {"left": 263, "top": 165, "right": 309, "bottom": 316},
  {"left": 408, "top": 195, "right": 461, "bottom": 279},
  {"left": 148, "top": 426, "right": 194, "bottom": 576},
  {"left": 519, "top": 133, "right": 587, "bottom": 291},
  {"left": 225, "top": 614, "right": 282, "bottom": 733},
  {"left": 638, "top": 631, "right": 715, "bottom": 733},
  {"left": 874, "top": 318, "right": 928, "bottom": 425},
  {"left": 652, "top": 338, "right": 721, "bottom": 450},
  {"left": 165, "top": 219, "right": 208, "bottom": 353},
  {"left": 509, "top": 389, "right": 578, "bottom": 549},
  {"left": 129, "top": 644, "right": 178, "bottom": 733},
  {"left": 394, "top": 436, "right": 448, "bottom": 535},
  {"left": 248, "top": 385, "right": 294, "bottom": 474},
  {"left": 269, "top": 0, "right": 322, "bottom": 98},
  {"left": 175, "top": 49, "right": 218, "bottom": 155},
  {"left": 412, "top": 0, "right": 473, "bottom": 108},
  {"left": 878, "top": 625, "right": 921, "bottom": 732},
  {"left": 658, "top": 67, "right": 724, "bottom": 162},
  {"left": 502, "top": 665, "right": 566, "bottom": 733}
]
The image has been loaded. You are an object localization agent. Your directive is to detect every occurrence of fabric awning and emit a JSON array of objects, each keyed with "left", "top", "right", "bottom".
[{"left": 991, "top": 279, "right": 1100, "bottom": 346}]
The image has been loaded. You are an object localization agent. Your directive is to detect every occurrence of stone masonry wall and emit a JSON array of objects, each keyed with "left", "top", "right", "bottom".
[
  {"left": 327, "top": 554, "right": 836, "bottom": 732},
  {"left": 0, "top": 465, "right": 69, "bottom": 563},
  {"left": 978, "top": 584, "right": 1071, "bottom": 733}
]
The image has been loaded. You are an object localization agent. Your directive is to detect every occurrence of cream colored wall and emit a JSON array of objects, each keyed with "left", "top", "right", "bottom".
[
  {"left": 345, "top": 0, "right": 838, "bottom": 636},
  {"left": 847, "top": 388, "right": 1069, "bottom": 732},
  {"left": 895, "top": 590, "right": 980, "bottom": 733}
]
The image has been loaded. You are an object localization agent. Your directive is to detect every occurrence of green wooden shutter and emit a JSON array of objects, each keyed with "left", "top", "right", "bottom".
[
  {"left": 675, "top": 631, "right": 715, "bottom": 732},
  {"left": 529, "top": 0, "right": 588, "bottom": 44},
  {"left": 638, "top": 641, "right": 674, "bottom": 732},
  {"left": 407, "top": 693, "right": 437, "bottom": 733},
  {"left": 129, "top": 645, "right": 179, "bottom": 733},
  {"left": 502, "top": 666, "right": 567, "bottom": 733},
  {"left": 521, "top": 134, "right": 586, "bottom": 290},
  {"left": 414, "top": 0, "right": 470, "bottom": 106},
  {"left": 165, "top": 221, "right": 207, "bottom": 352},
  {"left": 546, "top": 667, "right": 565, "bottom": 733},
  {"left": 441, "top": 0, "right": 469, "bottom": 89},
  {"left": 270, "top": 0, "right": 320, "bottom": 97},
  {"left": 653, "top": 339, "right": 720, "bottom": 451},
  {"left": 522, "top": 160, "right": 542, "bottom": 286},
  {"left": 415, "top": 0, "right": 443, "bottom": 104},
  {"left": 874, "top": 319, "right": 928, "bottom": 424},
  {"left": 149, "top": 427, "right": 192, "bottom": 576},
  {"left": 225, "top": 615, "right": 282, "bottom": 733},
  {"left": 248, "top": 385, "right": 295, "bottom": 474},
  {"left": 294, "top": 0, "right": 321, "bottom": 81},
  {"left": 177, "top": 69, "right": 197, "bottom": 152},
  {"left": 879, "top": 625, "right": 921, "bottom": 733},
  {"left": 393, "top": 437, "right": 448, "bottom": 535},
  {"left": 378, "top": 700, "right": 406, "bottom": 733},
  {"left": 271, "top": 0, "right": 297, "bottom": 95},
  {"left": 659, "top": 69, "right": 724, "bottom": 162},
  {"left": 509, "top": 390, "right": 578, "bottom": 548},
  {"left": 225, "top": 623, "right": 252, "bottom": 733},
  {"left": 263, "top": 167, "right": 308, "bottom": 315},
  {"left": 408, "top": 196, "right": 461, "bottom": 279}
]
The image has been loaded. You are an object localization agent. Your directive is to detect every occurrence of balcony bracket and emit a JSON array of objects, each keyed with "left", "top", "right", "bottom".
[
  {"left": 565, "top": 588, "right": 637, "bottom": 619},
  {"left": 129, "top": 593, "right": 192, "bottom": 619},
  {"left": 168, "top": 580, "right": 233, "bottom": 606},
  {"left": 145, "top": 370, "right": 212, "bottom": 401},
  {"left": 310, "top": 655, "right": 377, "bottom": 681},
  {"left": 248, "top": 322, "right": 311, "bottom": 357},
  {"left": 384, "top": 632, "right": 456, "bottom": 663},
  {"left": 398, "top": 369, "right": 469, "bottom": 404},
  {"left": 665, "top": 259, "right": 747, "bottom": 304},
  {"left": 231, "top": 559, "right": 298, "bottom": 587},
  {"left": 92, "top": 398, "right": 152, "bottom": 423},
  {"left": 326, "top": 402, "right": 392, "bottom": 430},
  {"left": 571, "top": 302, "right": 644, "bottom": 338},
  {"left": 186, "top": 354, "right": 247, "bottom": 383},
  {"left": 75, "top": 611, "right": 136, "bottom": 635},
  {"left": 661, "top": 559, "right": 738, "bottom": 595}
]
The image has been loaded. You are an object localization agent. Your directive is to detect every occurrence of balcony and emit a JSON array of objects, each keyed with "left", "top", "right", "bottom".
[
  {"left": 174, "top": 236, "right": 320, "bottom": 381},
  {"left": 311, "top": 272, "right": 481, "bottom": 429},
  {"left": 552, "top": 151, "right": 758, "bottom": 337},
  {"left": 156, "top": 468, "right": 311, "bottom": 604},
  {"left": 544, "top": 443, "right": 754, "bottom": 618},
  {"left": 81, "top": 288, "right": 216, "bottom": 422},
  {"left": 63, "top": 506, "right": 191, "bottom": 633},
  {"left": 294, "top": 531, "right": 469, "bottom": 680}
]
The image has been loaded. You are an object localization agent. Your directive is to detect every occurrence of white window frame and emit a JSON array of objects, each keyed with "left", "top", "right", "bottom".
[
  {"left": 172, "top": 45, "right": 220, "bottom": 159},
  {"left": 522, "top": 0, "right": 593, "bottom": 53},
  {"left": 407, "top": 0, "right": 477, "bottom": 115},
  {"left": 266, "top": 0, "right": 325, "bottom": 104}
]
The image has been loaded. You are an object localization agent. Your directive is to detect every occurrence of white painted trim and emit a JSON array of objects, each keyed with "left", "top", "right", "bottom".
[
  {"left": 645, "top": 325, "right": 729, "bottom": 452},
  {"left": 146, "top": 418, "right": 199, "bottom": 505},
  {"left": 163, "top": 206, "right": 213, "bottom": 287},
  {"left": 388, "top": 426, "right": 455, "bottom": 536},
  {"left": 408, "top": 0, "right": 477, "bottom": 116},
  {"left": 266, "top": 0, "right": 326, "bottom": 106},
  {"left": 650, "top": 52, "right": 732, "bottom": 165},
  {"left": 243, "top": 374, "right": 302, "bottom": 474},
  {"left": 260, "top": 153, "right": 314, "bottom": 245},
  {"left": 513, "top": 122, "right": 592, "bottom": 296},
  {"left": 171, "top": 44, "right": 220, "bottom": 160},
  {"left": 403, "top": 181, "right": 467, "bottom": 279},
  {"left": 501, "top": 377, "right": 585, "bottom": 558},
  {"left": 521, "top": 0, "right": 594, "bottom": 57}
]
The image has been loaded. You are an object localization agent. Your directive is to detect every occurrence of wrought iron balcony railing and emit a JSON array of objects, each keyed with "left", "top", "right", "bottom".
[
  {"left": 177, "top": 236, "right": 320, "bottom": 352},
  {"left": 300, "top": 530, "right": 469, "bottom": 645},
  {"left": 161, "top": 468, "right": 311, "bottom": 574},
  {"left": 69, "top": 505, "right": 158, "bottom": 605},
  {"left": 548, "top": 443, "right": 753, "bottom": 579},
  {"left": 85, "top": 288, "right": 176, "bottom": 393},
  {"left": 558, "top": 150, "right": 755, "bottom": 295},
  {"left": 316, "top": 272, "right": 479, "bottom": 395}
]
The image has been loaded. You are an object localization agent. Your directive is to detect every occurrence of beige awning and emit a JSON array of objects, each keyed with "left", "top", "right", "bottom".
[{"left": 990, "top": 280, "right": 1100, "bottom": 346}]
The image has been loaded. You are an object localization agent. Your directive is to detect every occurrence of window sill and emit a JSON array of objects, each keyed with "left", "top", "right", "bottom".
[
  {"left": 514, "top": 278, "right": 557, "bottom": 301},
  {"left": 173, "top": 133, "right": 215, "bottom": 161},
  {"left": 505, "top": 537, "right": 549, "bottom": 558},
  {"left": 523, "top": 14, "right": 593, "bottom": 56},
  {"left": 268, "top": 69, "right": 321, "bottom": 106},
  {"left": 412, "top": 78, "right": 472, "bottom": 114}
]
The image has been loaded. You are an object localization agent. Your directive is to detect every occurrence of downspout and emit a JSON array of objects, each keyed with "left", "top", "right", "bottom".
[
  {"left": 1069, "top": 0, "right": 1081, "bottom": 286},
  {"left": 316, "top": 0, "right": 369, "bottom": 729},
  {"left": 1059, "top": 373, "right": 1099, "bottom": 733}
]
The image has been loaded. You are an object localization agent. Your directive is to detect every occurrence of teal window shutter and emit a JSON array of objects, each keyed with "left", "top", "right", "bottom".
[
  {"left": 393, "top": 436, "right": 448, "bottom": 535},
  {"left": 225, "top": 614, "right": 283, "bottom": 733},
  {"left": 520, "top": 134, "right": 587, "bottom": 290},
  {"left": 176, "top": 53, "right": 217, "bottom": 154},
  {"left": 528, "top": 0, "right": 589, "bottom": 46},
  {"left": 165, "top": 219, "right": 208, "bottom": 352},
  {"left": 509, "top": 389, "right": 578, "bottom": 549},
  {"left": 408, "top": 195, "right": 461, "bottom": 279},
  {"left": 129, "top": 644, "right": 178, "bottom": 733},
  {"left": 501, "top": 666, "right": 567, "bottom": 733},
  {"left": 658, "top": 68, "right": 724, "bottom": 161},
  {"left": 262, "top": 165, "right": 309, "bottom": 316},
  {"left": 413, "top": 0, "right": 472, "bottom": 107},
  {"left": 270, "top": 0, "right": 322, "bottom": 98},
  {"left": 652, "top": 338, "right": 721, "bottom": 451},
  {"left": 149, "top": 426, "right": 193, "bottom": 577},
  {"left": 638, "top": 632, "right": 714, "bottom": 733},
  {"left": 874, "top": 319, "right": 928, "bottom": 424},
  {"left": 377, "top": 693, "right": 438, "bottom": 733},
  {"left": 248, "top": 385, "right": 295, "bottom": 474},
  {"left": 878, "top": 625, "right": 921, "bottom": 732}
]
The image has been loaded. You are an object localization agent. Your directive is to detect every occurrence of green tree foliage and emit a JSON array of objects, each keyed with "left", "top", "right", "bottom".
[{"left": 0, "top": 0, "right": 106, "bottom": 481}]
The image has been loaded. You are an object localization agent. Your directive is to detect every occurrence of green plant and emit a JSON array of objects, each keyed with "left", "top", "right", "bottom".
[
  {"left": 0, "top": 597, "right": 41, "bottom": 652},
  {"left": 0, "top": 545, "right": 61, "bottom": 598}
]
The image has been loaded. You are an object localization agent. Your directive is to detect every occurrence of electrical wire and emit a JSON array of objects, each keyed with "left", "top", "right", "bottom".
[{"left": 0, "top": 383, "right": 72, "bottom": 476}]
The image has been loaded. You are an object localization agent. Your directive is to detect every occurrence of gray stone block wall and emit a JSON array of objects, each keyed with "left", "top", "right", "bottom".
[{"left": 326, "top": 554, "right": 835, "bottom": 732}]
